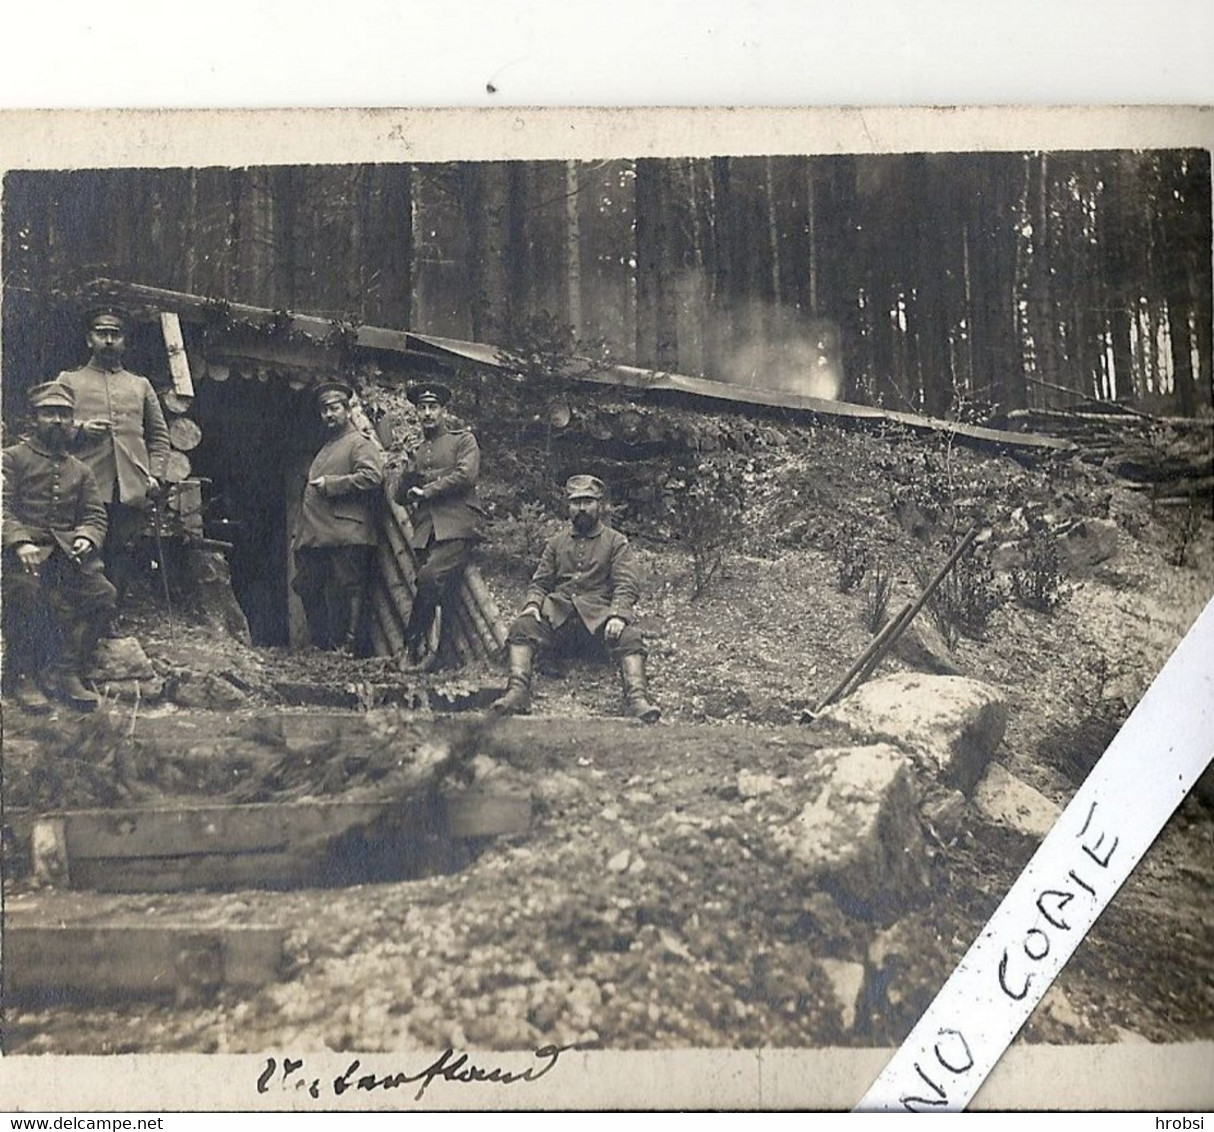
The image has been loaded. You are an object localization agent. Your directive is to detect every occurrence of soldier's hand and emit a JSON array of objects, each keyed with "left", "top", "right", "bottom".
[
  {"left": 604, "top": 616, "right": 626, "bottom": 642},
  {"left": 80, "top": 418, "right": 112, "bottom": 436},
  {"left": 15, "top": 543, "right": 41, "bottom": 572},
  {"left": 522, "top": 604, "right": 543, "bottom": 623},
  {"left": 70, "top": 536, "right": 93, "bottom": 560},
  {"left": 406, "top": 486, "right": 426, "bottom": 505},
  {"left": 309, "top": 476, "right": 326, "bottom": 491}
]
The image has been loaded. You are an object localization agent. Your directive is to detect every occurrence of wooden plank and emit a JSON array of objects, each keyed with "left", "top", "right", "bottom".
[
  {"left": 3, "top": 922, "right": 285, "bottom": 999},
  {"left": 160, "top": 311, "right": 196, "bottom": 397},
  {"left": 39, "top": 801, "right": 388, "bottom": 860}
]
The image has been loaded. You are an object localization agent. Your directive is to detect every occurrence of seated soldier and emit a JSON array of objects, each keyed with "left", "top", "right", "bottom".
[
  {"left": 2, "top": 382, "right": 116, "bottom": 711},
  {"left": 492, "top": 474, "right": 660, "bottom": 723}
]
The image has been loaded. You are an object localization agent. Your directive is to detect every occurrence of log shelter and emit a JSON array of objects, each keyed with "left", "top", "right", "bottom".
[
  {"left": 2, "top": 279, "right": 509, "bottom": 663},
  {"left": 3, "top": 278, "right": 1083, "bottom": 662}
]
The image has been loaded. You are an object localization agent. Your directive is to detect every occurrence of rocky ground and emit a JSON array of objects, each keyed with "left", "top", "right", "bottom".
[{"left": 3, "top": 403, "right": 1212, "bottom": 1072}]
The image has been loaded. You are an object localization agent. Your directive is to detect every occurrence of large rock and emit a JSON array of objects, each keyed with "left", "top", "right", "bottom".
[
  {"left": 184, "top": 548, "right": 252, "bottom": 644},
  {"left": 88, "top": 636, "right": 156, "bottom": 682},
  {"left": 822, "top": 673, "right": 1008, "bottom": 795},
  {"left": 974, "top": 762, "right": 1063, "bottom": 839},
  {"left": 860, "top": 917, "right": 960, "bottom": 1042},
  {"left": 891, "top": 618, "right": 962, "bottom": 675},
  {"left": 1057, "top": 517, "right": 1119, "bottom": 575},
  {"left": 771, "top": 743, "right": 930, "bottom": 922}
]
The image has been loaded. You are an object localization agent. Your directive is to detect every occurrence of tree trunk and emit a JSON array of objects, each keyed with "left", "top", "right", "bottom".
[{"left": 565, "top": 161, "right": 582, "bottom": 338}]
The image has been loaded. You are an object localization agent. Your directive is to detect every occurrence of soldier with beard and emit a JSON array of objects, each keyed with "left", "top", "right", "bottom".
[
  {"left": 58, "top": 306, "right": 170, "bottom": 599},
  {"left": 492, "top": 474, "right": 660, "bottom": 723},
  {"left": 2, "top": 382, "right": 116, "bottom": 711}
]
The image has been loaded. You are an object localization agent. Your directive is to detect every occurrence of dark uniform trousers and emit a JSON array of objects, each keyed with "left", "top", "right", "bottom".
[
  {"left": 292, "top": 545, "right": 375, "bottom": 651},
  {"left": 407, "top": 536, "right": 473, "bottom": 649},
  {"left": 505, "top": 520, "right": 648, "bottom": 661},
  {"left": 3, "top": 553, "right": 117, "bottom": 678},
  {"left": 506, "top": 610, "right": 647, "bottom": 660}
]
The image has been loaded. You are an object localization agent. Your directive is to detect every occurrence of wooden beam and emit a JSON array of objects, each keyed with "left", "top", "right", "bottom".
[
  {"left": 25, "top": 792, "right": 530, "bottom": 892},
  {"left": 3, "top": 921, "right": 286, "bottom": 1001},
  {"left": 160, "top": 311, "right": 196, "bottom": 398}
]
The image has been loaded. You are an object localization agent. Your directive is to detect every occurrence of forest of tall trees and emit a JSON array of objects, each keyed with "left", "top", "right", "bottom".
[{"left": 3, "top": 150, "right": 1211, "bottom": 419}]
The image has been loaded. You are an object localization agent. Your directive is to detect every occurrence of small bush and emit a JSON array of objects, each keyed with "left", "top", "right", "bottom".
[
  {"left": 666, "top": 455, "right": 746, "bottom": 599},
  {"left": 1167, "top": 499, "right": 1206, "bottom": 568},
  {"left": 861, "top": 559, "right": 894, "bottom": 634},
  {"left": 831, "top": 519, "right": 871, "bottom": 593},
  {"left": 1010, "top": 530, "right": 1069, "bottom": 613},
  {"left": 915, "top": 543, "right": 1006, "bottom": 646}
]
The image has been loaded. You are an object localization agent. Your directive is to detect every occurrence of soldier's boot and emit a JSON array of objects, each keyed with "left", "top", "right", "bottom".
[
  {"left": 338, "top": 591, "right": 365, "bottom": 655},
  {"left": 50, "top": 617, "right": 103, "bottom": 710},
  {"left": 619, "top": 653, "right": 661, "bottom": 724},
  {"left": 9, "top": 673, "right": 52, "bottom": 715},
  {"left": 491, "top": 643, "right": 534, "bottom": 715}
]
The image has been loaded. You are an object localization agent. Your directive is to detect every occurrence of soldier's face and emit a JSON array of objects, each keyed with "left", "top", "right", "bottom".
[
  {"left": 319, "top": 398, "right": 350, "bottom": 431},
  {"left": 569, "top": 497, "right": 601, "bottom": 531},
  {"left": 86, "top": 322, "right": 126, "bottom": 360},
  {"left": 34, "top": 405, "right": 74, "bottom": 449},
  {"left": 417, "top": 400, "right": 446, "bottom": 432}
]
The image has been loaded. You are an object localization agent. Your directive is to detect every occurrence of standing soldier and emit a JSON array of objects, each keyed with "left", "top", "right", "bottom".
[
  {"left": 58, "top": 305, "right": 170, "bottom": 599},
  {"left": 292, "top": 381, "right": 385, "bottom": 653},
  {"left": 395, "top": 380, "right": 485, "bottom": 671},
  {"left": 492, "top": 474, "right": 660, "bottom": 723},
  {"left": 2, "top": 382, "right": 116, "bottom": 711}
]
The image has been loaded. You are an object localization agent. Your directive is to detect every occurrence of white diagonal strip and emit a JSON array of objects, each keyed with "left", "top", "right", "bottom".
[{"left": 856, "top": 596, "right": 1214, "bottom": 1112}]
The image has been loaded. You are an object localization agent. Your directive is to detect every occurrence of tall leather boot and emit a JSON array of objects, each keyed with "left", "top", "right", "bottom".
[
  {"left": 619, "top": 653, "right": 660, "bottom": 723},
  {"left": 49, "top": 617, "right": 102, "bottom": 710},
  {"left": 338, "top": 590, "right": 365, "bottom": 655},
  {"left": 491, "top": 643, "right": 534, "bottom": 715}
]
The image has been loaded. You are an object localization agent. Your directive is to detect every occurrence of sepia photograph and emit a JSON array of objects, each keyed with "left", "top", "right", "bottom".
[{"left": 0, "top": 107, "right": 1211, "bottom": 1111}]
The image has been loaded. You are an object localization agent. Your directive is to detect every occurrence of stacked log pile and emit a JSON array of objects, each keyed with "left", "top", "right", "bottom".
[{"left": 1007, "top": 403, "right": 1213, "bottom": 503}]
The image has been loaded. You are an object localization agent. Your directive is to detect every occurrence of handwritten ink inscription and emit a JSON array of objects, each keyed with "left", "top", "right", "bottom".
[
  {"left": 897, "top": 800, "right": 1121, "bottom": 1112},
  {"left": 257, "top": 1043, "right": 575, "bottom": 1103}
]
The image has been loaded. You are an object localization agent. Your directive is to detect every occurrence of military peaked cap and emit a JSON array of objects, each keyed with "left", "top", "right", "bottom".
[
  {"left": 565, "top": 474, "right": 606, "bottom": 500},
  {"left": 28, "top": 381, "right": 76, "bottom": 410},
  {"left": 406, "top": 381, "right": 452, "bottom": 406},
  {"left": 314, "top": 380, "right": 354, "bottom": 405},
  {"left": 84, "top": 304, "right": 130, "bottom": 332}
]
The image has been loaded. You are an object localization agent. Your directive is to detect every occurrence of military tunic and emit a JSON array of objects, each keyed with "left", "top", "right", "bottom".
[
  {"left": 524, "top": 521, "right": 641, "bottom": 633},
  {"left": 395, "top": 424, "right": 484, "bottom": 548},
  {"left": 59, "top": 361, "right": 170, "bottom": 507},
  {"left": 2, "top": 438, "right": 117, "bottom": 677},
  {"left": 297, "top": 423, "right": 385, "bottom": 548}
]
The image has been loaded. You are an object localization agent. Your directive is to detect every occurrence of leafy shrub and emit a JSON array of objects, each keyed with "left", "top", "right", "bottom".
[
  {"left": 665, "top": 455, "right": 746, "bottom": 599},
  {"left": 861, "top": 558, "right": 894, "bottom": 634},
  {"left": 1010, "top": 530, "right": 1069, "bottom": 613},
  {"left": 1167, "top": 499, "right": 1206, "bottom": 568},
  {"left": 831, "top": 518, "right": 872, "bottom": 593},
  {"left": 915, "top": 542, "right": 1006, "bottom": 646}
]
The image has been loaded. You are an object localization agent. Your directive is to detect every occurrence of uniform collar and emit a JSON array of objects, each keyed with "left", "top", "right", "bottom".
[
  {"left": 26, "top": 436, "right": 67, "bottom": 459},
  {"left": 86, "top": 357, "right": 125, "bottom": 375}
]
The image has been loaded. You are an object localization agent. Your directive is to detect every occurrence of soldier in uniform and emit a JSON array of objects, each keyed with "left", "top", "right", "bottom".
[
  {"left": 2, "top": 382, "right": 116, "bottom": 711},
  {"left": 395, "top": 380, "right": 485, "bottom": 670},
  {"left": 492, "top": 474, "right": 660, "bottom": 723},
  {"left": 58, "top": 305, "right": 170, "bottom": 599},
  {"left": 292, "top": 381, "right": 385, "bottom": 653}
]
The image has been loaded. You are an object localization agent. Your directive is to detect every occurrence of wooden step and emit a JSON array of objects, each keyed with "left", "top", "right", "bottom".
[
  {"left": 3, "top": 919, "right": 285, "bottom": 1003},
  {"left": 19, "top": 791, "right": 531, "bottom": 892}
]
